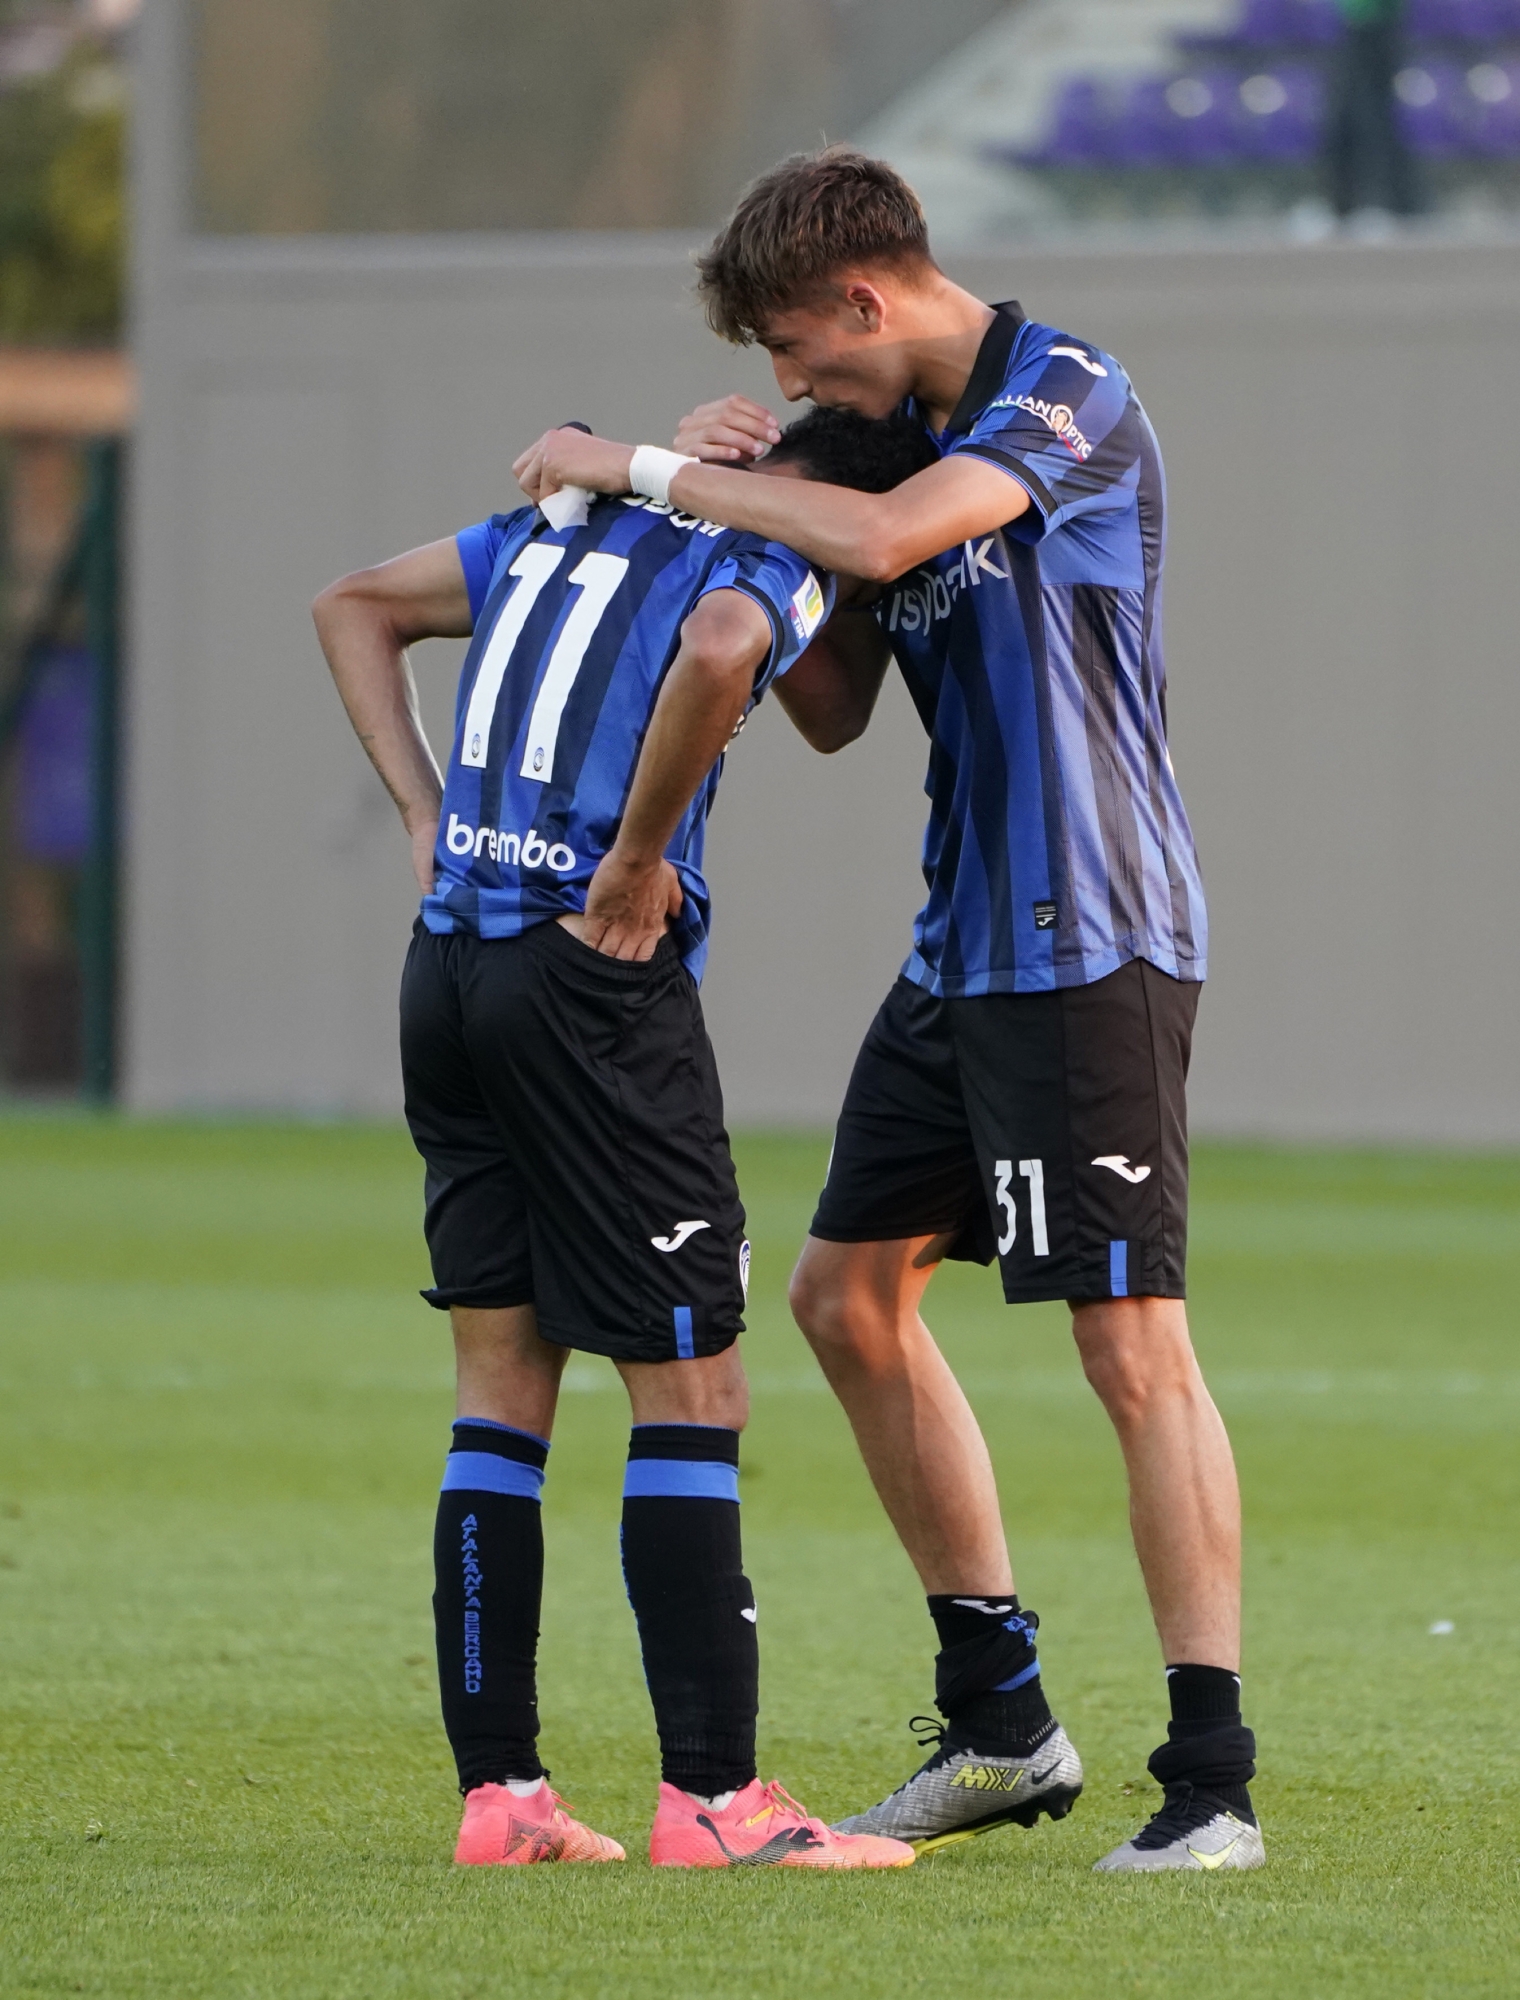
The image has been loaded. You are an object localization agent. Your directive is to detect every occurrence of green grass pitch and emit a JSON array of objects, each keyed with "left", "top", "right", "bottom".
[{"left": 1, "top": 1117, "right": 1517, "bottom": 1998}]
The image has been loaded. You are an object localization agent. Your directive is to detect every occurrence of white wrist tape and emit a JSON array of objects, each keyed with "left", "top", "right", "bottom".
[{"left": 629, "top": 445, "right": 699, "bottom": 509}]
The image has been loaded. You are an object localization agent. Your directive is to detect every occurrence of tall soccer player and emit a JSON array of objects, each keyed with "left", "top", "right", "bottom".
[
  {"left": 516, "top": 149, "right": 1263, "bottom": 1873},
  {"left": 313, "top": 407, "right": 929, "bottom": 1871}
]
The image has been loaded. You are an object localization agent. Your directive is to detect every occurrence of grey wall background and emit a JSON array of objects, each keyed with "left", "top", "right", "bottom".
[{"left": 133, "top": 3, "right": 1520, "bottom": 1142}]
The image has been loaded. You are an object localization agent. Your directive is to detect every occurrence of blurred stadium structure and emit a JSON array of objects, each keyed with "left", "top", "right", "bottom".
[
  {"left": 183, "top": 0, "right": 1520, "bottom": 242},
  {"left": 0, "top": 358, "right": 126, "bottom": 1096},
  {"left": 0, "top": 0, "right": 129, "bottom": 1095},
  {"left": 0, "top": 0, "right": 1511, "bottom": 1142},
  {"left": 862, "top": 0, "right": 1520, "bottom": 238}
]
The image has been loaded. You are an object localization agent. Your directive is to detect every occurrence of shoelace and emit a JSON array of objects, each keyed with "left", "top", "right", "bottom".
[
  {"left": 860, "top": 1716, "right": 952, "bottom": 1805},
  {"left": 754, "top": 1780, "right": 828, "bottom": 1840},
  {"left": 1132, "top": 1779, "right": 1227, "bottom": 1851}
]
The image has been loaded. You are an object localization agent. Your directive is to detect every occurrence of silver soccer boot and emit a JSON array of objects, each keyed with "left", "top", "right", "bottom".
[
  {"left": 833, "top": 1719, "right": 1084, "bottom": 1854},
  {"left": 1094, "top": 1784, "right": 1265, "bottom": 1872}
]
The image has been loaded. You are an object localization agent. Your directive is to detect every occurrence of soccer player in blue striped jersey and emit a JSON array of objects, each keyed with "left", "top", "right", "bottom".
[
  {"left": 518, "top": 148, "right": 1262, "bottom": 1873},
  {"left": 313, "top": 405, "right": 927, "bottom": 1872}
]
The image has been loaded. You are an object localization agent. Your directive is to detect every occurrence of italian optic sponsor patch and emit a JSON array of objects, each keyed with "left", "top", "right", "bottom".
[{"left": 789, "top": 571, "right": 826, "bottom": 644}]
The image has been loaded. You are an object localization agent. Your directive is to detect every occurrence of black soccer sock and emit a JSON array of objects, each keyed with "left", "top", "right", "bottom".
[
  {"left": 1152, "top": 1662, "right": 1256, "bottom": 1819},
  {"left": 432, "top": 1419, "right": 549, "bottom": 1794},
  {"left": 927, "top": 1593, "right": 1055, "bottom": 1752},
  {"left": 620, "top": 1424, "right": 758, "bottom": 1800},
  {"left": 1167, "top": 1662, "right": 1242, "bottom": 1728}
]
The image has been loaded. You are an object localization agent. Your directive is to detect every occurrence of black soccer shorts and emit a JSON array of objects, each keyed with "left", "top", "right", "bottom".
[
  {"left": 810, "top": 958, "right": 1199, "bottom": 1304},
  {"left": 400, "top": 921, "right": 748, "bottom": 1363}
]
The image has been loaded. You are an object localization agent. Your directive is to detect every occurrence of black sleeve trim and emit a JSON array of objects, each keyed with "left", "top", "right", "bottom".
[
  {"left": 955, "top": 442, "right": 1055, "bottom": 518},
  {"left": 723, "top": 578, "right": 789, "bottom": 687}
]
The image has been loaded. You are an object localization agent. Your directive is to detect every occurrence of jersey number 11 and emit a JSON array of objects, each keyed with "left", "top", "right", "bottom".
[{"left": 460, "top": 546, "right": 629, "bottom": 784}]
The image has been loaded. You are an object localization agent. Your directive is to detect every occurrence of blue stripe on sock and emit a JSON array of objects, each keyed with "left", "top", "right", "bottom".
[
  {"left": 453, "top": 1417, "right": 550, "bottom": 1449},
  {"left": 993, "top": 1657, "right": 1042, "bottom": 1693},
  {"left": 441, "top": 1452, "right": 545, "bottom": 1500},
  {"left": 1110, "top": 1239, "right": 1128, "bottom": 1298},
  {"left": 622, "top": 1460, "right": 739, "bottom": 1503},
  {"left": 673, "top": 1306, "right": 695, "bottom": 1360}
]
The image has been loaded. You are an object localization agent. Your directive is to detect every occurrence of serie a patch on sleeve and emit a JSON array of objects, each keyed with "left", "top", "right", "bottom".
[{"left": 788, "top": 572, "right": 826, "bottom": 644}]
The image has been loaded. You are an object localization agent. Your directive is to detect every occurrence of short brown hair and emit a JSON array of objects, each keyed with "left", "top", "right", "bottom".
[{"left": 695, "top": 147, "right": 935, "bottom": 345}]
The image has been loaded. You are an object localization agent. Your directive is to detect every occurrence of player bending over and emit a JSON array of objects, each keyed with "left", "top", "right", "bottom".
[
  {"left": 313, "top": 406, "right": 931, "bottom": 1871},
  {"left": 516, "top": 148, "right": 1263, "bottom": 1874}
]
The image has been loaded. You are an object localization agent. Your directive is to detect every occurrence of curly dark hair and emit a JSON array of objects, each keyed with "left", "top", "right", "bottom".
[
  {"left": 761, "top": 405, "right": 938, "bottom": 492},
  {"left": 695, "top": 146, "right": 935, "bottom": 346}
]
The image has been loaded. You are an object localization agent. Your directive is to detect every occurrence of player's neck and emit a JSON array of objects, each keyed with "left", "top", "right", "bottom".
[{"left": 900, "top": 279, "right": 998, "bottom": 433}]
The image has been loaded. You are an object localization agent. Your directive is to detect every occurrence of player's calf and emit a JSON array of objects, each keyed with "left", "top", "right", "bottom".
[
  {"left": 433, "top": 1418, "right": 552, "bottom": 1796},
  {"left": 621, "top": 1422, "right": 760, "bottom": 1801}
]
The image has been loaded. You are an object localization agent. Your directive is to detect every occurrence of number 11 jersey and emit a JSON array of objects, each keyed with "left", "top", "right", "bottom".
[{"left": 424, "top": 496, "right": 831, "bottom": 982}]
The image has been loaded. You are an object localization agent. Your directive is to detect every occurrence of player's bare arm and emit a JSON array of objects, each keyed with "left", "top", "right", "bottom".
[
  {"left": 575, "top": 589, "right": 772, "bottom": 962},
  {"left": 769, "top": 602, "right": 891, "bottom": 754},
  {"left": 514, "top": 433, "right": 1030, "bottom": 584},
  {"left": 312, "top": 538, "right": 473, "bottom": 893},
  {"left": 669, "top": 403, "right": 892, "bottom": 754}
]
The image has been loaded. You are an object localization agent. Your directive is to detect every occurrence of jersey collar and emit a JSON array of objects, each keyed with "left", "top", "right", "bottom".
[{"left": 943, "top": 300, "right": 1026, "bottom": 438}]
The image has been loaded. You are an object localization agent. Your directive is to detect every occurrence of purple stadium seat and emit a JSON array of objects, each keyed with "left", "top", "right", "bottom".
[
  {"left": 1467, "top": 57, "right": 1520, "bottom": 154},
  {"left": 1408, "top": 0, "right": 1517, "bottom": 38},
  {"left": 1112, "top": 72, "right": 1239, "bottom": 165},
  {"left": 1232, "top": 64, "right": 1325, "bottom": 159},
  {"left": 1019, "top": 75, "right": 1115, "bottom": 166},
  {"left": 1236, "top": 0, "right": 1340, "bottom": 46},
  {"left": 1395, "top": 60, "right": 1472, "bottom": 154},
  {"left": 1405, "top": 0, "right": 1459, "bottom": 38},
  {"left": 1453, "top": 0, "right": 1520, "bottom": 38}
]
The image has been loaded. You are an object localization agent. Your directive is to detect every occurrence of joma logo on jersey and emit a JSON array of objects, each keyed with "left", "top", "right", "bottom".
[
  {"left": 882, "top": 538, "right": 1009, "bottom": 635},
  {"left": 949, "top": 1764, "right": 1026, "bottom": 1794},
  {"left": 445, "top": 814, "right": 576, "bottom": 874},
  {"left": 991, "top": 393, "right": 1094, "bottom": 461}
]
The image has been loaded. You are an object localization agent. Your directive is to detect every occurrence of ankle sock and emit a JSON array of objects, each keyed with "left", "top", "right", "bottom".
[
  {"left": 1152, "top": 1662, "right": 1255, "bottom": 1817},
  {"left": 1166, "top": 1663, "right": 1242, "bottom": 1728},
  {"left": 620, "top": 1424, "right": 758, "bottom": 1799},
  {"left": 928, "top": 1593, "right": 1054, "bottom": 1752},
  {"left": 433, "top": 1418, "right": 549, "bottom": 1793}
]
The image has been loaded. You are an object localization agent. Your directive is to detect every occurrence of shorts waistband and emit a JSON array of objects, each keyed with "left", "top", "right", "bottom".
[{"left": 533, "top": 919, "right": 679, "bottom": 982}]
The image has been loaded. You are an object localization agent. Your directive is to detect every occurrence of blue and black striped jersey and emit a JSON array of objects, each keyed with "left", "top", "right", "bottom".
[
  {"left": 884, "top": 303, "right": 1207, "bottom": 996},
  {"left": 424, "top": 495, "right": 829, "bottom": 981}
]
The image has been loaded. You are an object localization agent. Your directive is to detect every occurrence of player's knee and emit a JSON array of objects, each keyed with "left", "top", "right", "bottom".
[
  {"left": 1072, "top": 1304, "right": 1198, "bottom": 1429},
  {"left": 620, "top": 1348, "right": 749, "bottom": 1431},
  {"left": 788, "top": 1258, "right": 849, "bottom": 1351},
  {"left": 707, "top": 1372, "right": 750, "bottom": 1432}
]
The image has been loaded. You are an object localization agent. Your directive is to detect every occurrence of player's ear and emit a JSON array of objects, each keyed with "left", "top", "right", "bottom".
[{"left": 840, "top": 282, "right": 887, "bottom": 335}]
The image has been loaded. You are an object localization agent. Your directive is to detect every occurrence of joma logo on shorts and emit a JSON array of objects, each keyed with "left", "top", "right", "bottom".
[{"left": 446, "top": 814, "right": 576, "bottom": 874}]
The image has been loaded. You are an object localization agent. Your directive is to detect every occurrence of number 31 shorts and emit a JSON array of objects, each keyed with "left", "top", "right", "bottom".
[
  {"left": 399, "top": 920, "right": 748, "bottom": 1363},
  {"left": 810, "top": 958, "right": 1200, "bottom": 1304}
]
